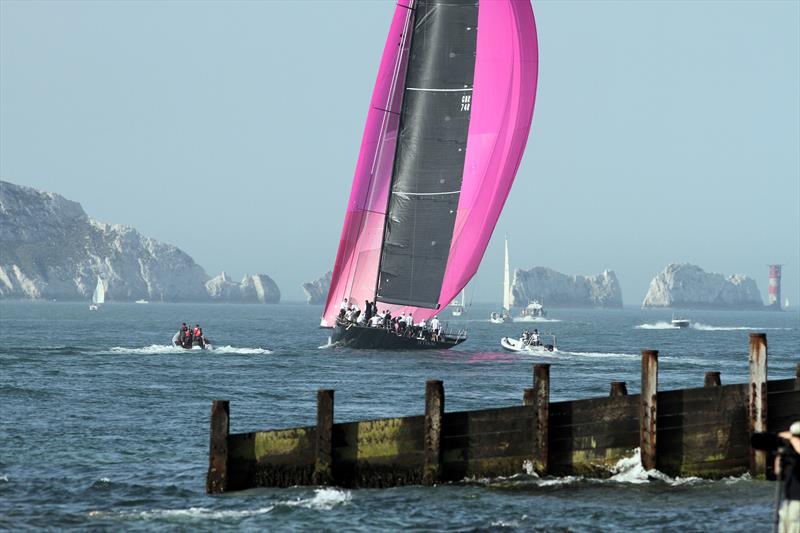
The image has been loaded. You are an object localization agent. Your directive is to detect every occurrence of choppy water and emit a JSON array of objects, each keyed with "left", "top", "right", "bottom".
[{"left": 1, "top": 301, "right": 798, "bottom": 531}]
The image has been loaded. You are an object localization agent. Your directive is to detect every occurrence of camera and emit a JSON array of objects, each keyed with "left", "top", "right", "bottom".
[{"left": 751, "top": 432, "right": 795, "bottom": 454}]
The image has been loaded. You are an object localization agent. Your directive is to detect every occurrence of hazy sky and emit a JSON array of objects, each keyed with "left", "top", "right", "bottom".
[{"left": 2, "top": 0, "right": 798, "bottom": 305}]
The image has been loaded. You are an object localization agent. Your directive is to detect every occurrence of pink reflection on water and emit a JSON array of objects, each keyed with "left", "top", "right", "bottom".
[{"left": 464, "top": 351, "right": 518, "bottom": 364}]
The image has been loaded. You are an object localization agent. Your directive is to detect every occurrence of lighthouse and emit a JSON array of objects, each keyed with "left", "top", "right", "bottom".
[{"left": 767, "top": 264, "right": 782, "bottom": 310}]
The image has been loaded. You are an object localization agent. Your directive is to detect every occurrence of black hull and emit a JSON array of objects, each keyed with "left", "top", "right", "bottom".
[{"left": 332, "top": 323, "right": 465, "bottom": 350}]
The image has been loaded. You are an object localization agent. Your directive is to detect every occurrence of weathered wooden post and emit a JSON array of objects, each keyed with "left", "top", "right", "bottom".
[
  {"left": 206, "top": 400, "right": 229, "bottom": 494},
  {"left": 313, "top": 389, "right": 335, "bottom": 485},
  {"left": 640, "top": 350, "right": 658, "bottom": 471},
  {"left": 704, "top": 372, "right": 721, "bottom": 387},
  {"left": 748, "top": 333, "right": 768, "bottom": 477},
  {"left": 423, "top": 380, "right": 444, "bottom": 486},
  {"left": 533, "top": 364, "right": 550, "bottom": 475},
  {"left": 610, "top": 381, "right": 628, "bottom": 396},
  {"left": 523, "top": 387, "right": 535, "bottom": 406}
]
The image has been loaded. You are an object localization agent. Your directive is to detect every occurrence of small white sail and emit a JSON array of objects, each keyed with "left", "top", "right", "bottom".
[
  {"left": 460, "top": 289, "right": 465, "bottom": 307},
  {"left": 92, "top": 278, "right": 105, "bottom": 305},
  {"left": 502, "top": 236, "right": 511, "bottom": 312}
]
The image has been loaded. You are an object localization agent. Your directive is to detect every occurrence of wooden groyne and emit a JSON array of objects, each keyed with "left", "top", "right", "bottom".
[{"left": 206, "top": 333, "right": 799, "bottom": 493}]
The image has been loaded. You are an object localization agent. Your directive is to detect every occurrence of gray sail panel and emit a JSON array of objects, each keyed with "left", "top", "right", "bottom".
[{"left": 376, "top": 0, "right": 478, "bottom": 308}]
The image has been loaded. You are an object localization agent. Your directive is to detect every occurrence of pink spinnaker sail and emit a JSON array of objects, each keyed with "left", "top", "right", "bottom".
[{"left": 322, "top": 0, "right": 538, "bottom": 327}]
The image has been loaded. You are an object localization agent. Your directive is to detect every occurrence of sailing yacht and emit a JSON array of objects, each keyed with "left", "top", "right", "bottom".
[
  {"left": 490, "top": 237, "right": 513, "bottom": 324},
  {"left": 320, "top": 0, "right": 539, "bottom": 349},
  {"left": 451, "top": 290, "right": 466, "bottom": 317},
  {"left": 89, "top": 278, "right": 105, "bottom": 311}
]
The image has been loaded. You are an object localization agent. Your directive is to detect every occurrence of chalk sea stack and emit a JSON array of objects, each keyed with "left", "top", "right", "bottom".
[
  {"left": 511, "top": 267, "right": 623, "bottom": 308},
  {"left": 302, "top": 271, "right": 332, "bottom": 305},
  {"left": 642, "top": 263, "right": 762, "bottom": 309}
]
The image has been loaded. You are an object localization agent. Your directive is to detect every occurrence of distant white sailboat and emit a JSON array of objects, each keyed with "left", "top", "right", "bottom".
[
  {"left": 89, "top": 278, "right": 105, "bottom": 311},
  {"left": 490, "top": 236, "right": 513, "bottom": 324},
  {"left": 785, "top": 297, "right": 790, "bottom": 310},
  {"left": 452, "top": 289, "right": 465, "bottom": 317}
]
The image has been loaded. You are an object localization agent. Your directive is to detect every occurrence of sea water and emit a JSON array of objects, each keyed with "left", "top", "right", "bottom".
[{"left": 1, "top": 301, "right": 797, "bottom": 531}]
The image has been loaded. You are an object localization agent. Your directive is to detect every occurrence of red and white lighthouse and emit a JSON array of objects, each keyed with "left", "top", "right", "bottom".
[{"left": 767, "top": 264, "right": 782, "bottom": 310}]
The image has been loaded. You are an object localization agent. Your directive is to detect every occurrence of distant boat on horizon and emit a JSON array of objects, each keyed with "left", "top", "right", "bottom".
[
  {"left": 490, "top": 236, "right": 513, "bottom": 324},
  {"left": 671, "top": 313, "right": 690, "bottom": 328},
  {"left": 452, "top": 289, "right": 465, "bottom": 317},
  {"left": 89, "top": 278, "right": 105, "bottom": 311}
]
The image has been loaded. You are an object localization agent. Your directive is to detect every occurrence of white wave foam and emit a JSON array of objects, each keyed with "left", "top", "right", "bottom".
[
  {"left": 109, "top": 345, "right": 272, "bottom": 355},
  {"left": 212, "top": 345, "right": 273, "bottom": 355},
  {"left": 99, "top": 477, "right": 111, "bottom": 483},
  {"left": 637, "top": 322, "right": 791, "bottom": 332},
  {"left": 691, "top": 323, "right": 790, "bottom": 332},
  {"left": 283, "top": 488, "right": 352, "bottom": 510},
  {"left": 87, "top": 490, "right": 349, "bottom": 522},
  {"left": 609, "top": 448, "right": 700, "bottom": 486},
  {"left": 491, "top": 520, "right": 521, "bottom": 528},
  {"left": 521, "top": 460, "right": 539, "bottom": 477},
  {"left": 513, "top": 317, "right": 562, "bottom": 323},
  {"left": 88, "top": 506, "right": 276, "bottom": 521},
  {"left": 636, "top": 321, "right": 679, "bottom": 330},
  {"left": 110, "top": 344, "right": 186, "bottom": 354},
  {"left": 317, "top": 337, "right": 338, "bottom": 349},
  {"left": 0, "top": 474, "right": 8, "bottom": 482}
]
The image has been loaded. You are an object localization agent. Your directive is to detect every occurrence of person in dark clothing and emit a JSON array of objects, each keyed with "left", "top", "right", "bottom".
[{"left": 775, "top": 421, "right": 800, "bottom": 531}]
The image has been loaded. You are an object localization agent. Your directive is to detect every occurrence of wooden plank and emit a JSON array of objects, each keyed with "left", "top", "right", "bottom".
[
  {"left": 332, "top": 417, "right": 424, "bottom": 462},
  {"left": 443, "top": 454, "right": 532, "bottom": 480},
  {"left": 229, "top": 427, "right": 316, "bottom": 462},
  {"left": 206, "top": 400, "right": 229, "bottom": 494},
  {"left": 767, "top": 378, "right": 796, "bottom": 393},
  {"left": 549, "top": 396, "right": 640, "bottom": 427},
  {"left": 704, "top": 372, "right": 721, "bottom": 387},
  {"left": 610, "top": 381, "right": 628, "bottom": 396},
  {"left": 523, "top": 388, "right": 535, "bottom": 406},
  {"left": 442, "top": 430, "right": 534, "bottom": 461}
]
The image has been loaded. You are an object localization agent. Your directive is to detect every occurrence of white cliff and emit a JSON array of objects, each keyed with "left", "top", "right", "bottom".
[
  {"left": 205, "top": 272, "right": 281, "bottom": 303},
  {"left": 642, "top": 263, "right": 762, "bottom": 309},
  {"left": 240, "top": 274, "right": 281, "bottom": 303},
  {"left": 302, "top": 271, "right": 332, "bottom": 304},
  {"left": 511, "top": 267, "right": 623, "bottom": 308},
  {"left": 0, "top": 180, "right": 281, "bottom": 303}
]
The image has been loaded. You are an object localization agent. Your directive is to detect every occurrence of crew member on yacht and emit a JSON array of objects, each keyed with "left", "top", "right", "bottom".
[{"left": 532, "top": 329, "right": 540, "bottom": 346}]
